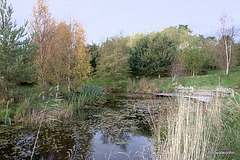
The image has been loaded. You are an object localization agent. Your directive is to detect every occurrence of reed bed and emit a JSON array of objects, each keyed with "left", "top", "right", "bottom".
[
  {"left": 14, "top": 96, "right": 73, "bottom": 125},
  {"left": 150, "top": 97, "right": 222, "bottom": 160},
  {"left": 71, "top": 84, "right": 106, "bottom": 108},
  {"left": 16, "top": 105, "right": 73, "bottom": 126}
]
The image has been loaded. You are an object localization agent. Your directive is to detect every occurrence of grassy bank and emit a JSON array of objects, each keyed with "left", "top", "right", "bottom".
[
  {"left": 3, "top": 65, "right": 238, "bottom": 125},
  {"left": 87, "top": 76, "right": 128, "bottom": 92},
  {"left": 0, "top": 84, "right": 106, "bottom": 125},
  {"left": 180, "top": 67, "right": 240, "bottom": 91},
  {"left": 149, "top": 66, "right": 240, "bottom": 93},
  {"left": 87, "top": 67, "right": 240, "bottom": 94}
]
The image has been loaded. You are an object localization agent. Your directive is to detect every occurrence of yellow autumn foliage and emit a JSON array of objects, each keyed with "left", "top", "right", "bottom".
[{"left": 30, "top": 0, "right": 91, "bottom": 91}]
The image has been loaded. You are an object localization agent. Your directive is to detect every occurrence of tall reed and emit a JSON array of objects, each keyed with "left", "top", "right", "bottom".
[
  {"left": 14, "top": 96, "right": 33, "bottom": 123},
  {"left": 14, "top": 95, "right": 73, "bottom": 125},
  {"left": 151, "top": 97, "right": 222, "bottom": 160},
  {"left": 139, "top": 77, "right": 148, "bottom": 92},
  {"left": 71, "top": 84, "right": 106, "bottom": 108},
  {"left": 127, "top": 77, "right": 132, "bottom": 92}
]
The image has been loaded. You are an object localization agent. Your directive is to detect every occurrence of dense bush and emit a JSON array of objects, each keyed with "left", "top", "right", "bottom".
[{"left": 129, "top": 33, "right": 177, "bottom": 75}]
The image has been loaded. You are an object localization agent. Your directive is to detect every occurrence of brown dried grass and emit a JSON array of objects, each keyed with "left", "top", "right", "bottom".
[
  {"left": 150, "top": 97, "right": 222, "bottom": 160},
  {"left": 19, "top": 105, "right": 73, "bottom": 126}
]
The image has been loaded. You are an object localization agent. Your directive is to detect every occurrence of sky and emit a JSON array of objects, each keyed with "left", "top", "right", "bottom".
[{"left": 7, "top": 0, "right": 240, "bottom": 44}]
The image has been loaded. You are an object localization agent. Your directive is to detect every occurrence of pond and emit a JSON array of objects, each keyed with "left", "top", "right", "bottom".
[{"left": 0, "top": 93, "right": 160, "bottom": 160}]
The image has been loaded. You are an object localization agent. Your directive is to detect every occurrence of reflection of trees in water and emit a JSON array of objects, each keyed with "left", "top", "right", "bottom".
[
  {"left": 39, "top": 125, "right": 75, "bottom": 159},
  {"left": 37, "top": 110, "right": 150, "bottom": 159},
  {"left": 96, "top": 117, "right": 133, "bottom": 151},
  {"left": 37, "top": 120, "right": 95, "bottom": 160},
  {"left": 85, "top": 101, "right": 152, "bottom": 151},
  {"left": 70, "top": 123, "right": 94, "bottom": 159},
  {"left": 100, "top": 129, "right": 131, "bottom": 151},
  {"left": 135, "top": 120, "right": 152, "bottom": 137},
  {"left": 0, "top": 94, "right": 154, "bottom": 159}
]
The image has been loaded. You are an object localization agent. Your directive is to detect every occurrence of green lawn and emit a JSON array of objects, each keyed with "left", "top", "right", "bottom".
[
  {"left": 180, "top": 67, "right": 240, "bottom": 91},
  {"left": 88, "top": 66, "right": 240, "bottom": 94}
]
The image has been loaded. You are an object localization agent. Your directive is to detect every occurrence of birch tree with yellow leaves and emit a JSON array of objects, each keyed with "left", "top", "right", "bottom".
[
  {"left": 67, "top": 21, "right": 92, "bottom": 92},
  {"left": 30, "top": 0, "right": 91, "bottom": 98},
  {"left": 51, "top": 20, "right": 92, "bottom": 93},
  {"left": 30, "top": 0, "right": 56, "bottom": 100}
]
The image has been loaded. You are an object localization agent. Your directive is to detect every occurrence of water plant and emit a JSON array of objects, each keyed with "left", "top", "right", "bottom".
[
  {"left": 139, "top": 77, "right": 149, "bottom": 92},
  {"left": 127, "top": 77, "right": 132, "bottom": 92},
  {"left": 71, "top": 84, "right": 106, "bottom": 108},
  {"left": 5, "top": 101, "right": 9, "bottom": 124},
  {"left": 0, "top": 98, "right": 14, "bottom": 125},
  {"left": 14, "top": 96, "right": 33, "bottom": 123}
]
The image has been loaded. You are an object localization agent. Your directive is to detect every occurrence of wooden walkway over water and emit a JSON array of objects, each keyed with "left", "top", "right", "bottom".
[
  {"left": 154, "top": 87, "right": 234, "bottom": 103},
  {"left": 154, "top": 93, "right": 213, "bottom": 103}
]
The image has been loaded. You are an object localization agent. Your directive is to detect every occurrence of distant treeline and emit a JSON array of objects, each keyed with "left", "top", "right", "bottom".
[{"left": 1, "top": 0, "right": 239, "bottom": 103}]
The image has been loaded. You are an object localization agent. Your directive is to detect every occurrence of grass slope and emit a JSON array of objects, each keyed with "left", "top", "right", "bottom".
[
  {"left": 180, "top": 67, "right": 240, "bottom": 91},
  {"left": 88, "top": 66, "right": 240, "bottom": 93}
]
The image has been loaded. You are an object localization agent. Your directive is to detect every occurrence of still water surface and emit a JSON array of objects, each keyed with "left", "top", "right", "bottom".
[{"left": 0, "top": 94, "right": 156, "bottom": 159}]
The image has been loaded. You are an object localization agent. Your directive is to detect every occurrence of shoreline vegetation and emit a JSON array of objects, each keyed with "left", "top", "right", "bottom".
[
  {"left": 0, "top": 0, "right": 240, "bottom": 159},
  {"left": 1, "top": 69, "right": 239, "bottom": 159},
  {"left": 149, "top": 97, "right": 222, "bottom": 159}
]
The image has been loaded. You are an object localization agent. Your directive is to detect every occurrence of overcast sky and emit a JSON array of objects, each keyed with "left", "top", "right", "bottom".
[{"left": 7, "top": 0, "right": 240, "bottom": 44}]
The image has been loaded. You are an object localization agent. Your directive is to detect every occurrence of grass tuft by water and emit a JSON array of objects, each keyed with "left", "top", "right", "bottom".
[{"left": 71, "top": 84, "right": 106, "bottom": 108}]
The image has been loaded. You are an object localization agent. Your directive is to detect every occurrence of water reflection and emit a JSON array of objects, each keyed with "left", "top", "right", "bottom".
[{"left": 0, "top": 93, "right": 153, "bottom": 160}]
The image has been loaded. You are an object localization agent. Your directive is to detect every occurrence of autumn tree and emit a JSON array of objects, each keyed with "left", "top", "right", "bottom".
[
  {"left": 37, "top": 20, "right": 91, "bottom": 94},
  {"left": 219, "top": 15, "right": 238, "bottom": 75},
  {"left": 69, "top": 21, "right": 92, "bottom": 92},
  {"left": 30, "top": 0, "right": 91, "bottom": 95},
  {"left": 43, "top": 22, "right": 69, "bottom": 97},
  {"left": 0, "top": 0, "right": 37, "bottom": 100},
  {"left": 30, "top": 0, "right": 56, "bottom": 100},
  {"left": 97, "top": 35, "right": 130, "bottom": 82}
]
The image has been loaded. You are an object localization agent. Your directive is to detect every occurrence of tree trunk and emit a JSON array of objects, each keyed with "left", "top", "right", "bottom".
[
  {"left": 227, "top": 38, "right": 233, "bottom": 75},
  {"left": 224, "top": 38, "right": 229, "bottom": 75},
  {"left": 56, "top": 82, "right": 60, "bottom": 98},
  {"left": 40, "top": 43, "right": 45, "bottom": 101},
  {"left": 226, "top": 62, "right": 229, "bottom": 75},
  {"left": 68, "top": 51, "right": 71, "bottom": 94},
  {"left": 55, "top": 72, "right": 60, "bottom": 98}
]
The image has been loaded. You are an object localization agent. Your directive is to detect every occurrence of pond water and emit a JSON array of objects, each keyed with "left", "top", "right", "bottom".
[{"left": 0, "top": 94, "right": 158, "bottom": 160}]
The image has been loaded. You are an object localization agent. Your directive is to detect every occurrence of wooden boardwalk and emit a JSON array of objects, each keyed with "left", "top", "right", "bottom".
[
  {"left": 154, "top": 87, "right": 234, "bottom": 103},
  {"left": 154, "top": 93, "right": 212, "bottom": 103}
]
